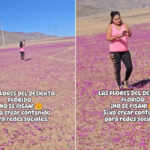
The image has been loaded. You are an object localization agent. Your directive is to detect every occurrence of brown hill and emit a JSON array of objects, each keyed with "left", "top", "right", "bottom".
[
  {"left": 77, "top": 0, "right": 150, "bottom": 17},
  {"left": 77, "top": 0, "right": 150, "bottom": 36},
  {"left": 0, "top": 31, "right": 57, "bottom": 45}
]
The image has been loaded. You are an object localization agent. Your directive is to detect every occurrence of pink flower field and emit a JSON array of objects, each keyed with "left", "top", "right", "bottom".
[
  {"left": 77, "top": 23, "right": 150, "bottom": 150},
  {"left": 0, "top": 38, "right": 75, "bottom": 150}
]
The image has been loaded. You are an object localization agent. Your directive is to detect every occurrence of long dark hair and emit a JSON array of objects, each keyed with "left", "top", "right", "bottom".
[
  {"left": 110, "top": 11, "right": 123, "bottom": 25},
  {"left": 19, "top": 41, "right": 23, "bottom": 48}
]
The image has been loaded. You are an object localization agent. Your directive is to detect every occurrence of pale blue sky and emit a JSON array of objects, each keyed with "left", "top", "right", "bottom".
[{"left": 0, "top": 0, "right": 75, "bottom": 36}]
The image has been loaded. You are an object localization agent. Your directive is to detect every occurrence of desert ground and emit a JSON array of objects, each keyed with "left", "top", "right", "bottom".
[
  {"left": 77, "top": 7, "right": 150, "bottom": 150},
  {"left": 77, "top": 8, "right": 150, "bottom": 36},
  {"left": 0, "top": 37, "right": 75, "bottom": 150}
]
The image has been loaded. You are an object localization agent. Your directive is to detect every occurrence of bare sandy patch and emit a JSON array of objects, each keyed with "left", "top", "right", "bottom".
[{"left": 77, "top": 8, "right": 150, "bottom": 36}]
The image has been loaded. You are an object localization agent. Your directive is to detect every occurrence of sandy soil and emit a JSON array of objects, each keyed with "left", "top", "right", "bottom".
[
  {"left": 0, "top": 37, "right": 75, "bottom": 150},
  {"left": 77, "top": 8, "right": 150, "bottom": 35},
  {"left": 77, "top": 7, "right": 150, "bottom": 149}
]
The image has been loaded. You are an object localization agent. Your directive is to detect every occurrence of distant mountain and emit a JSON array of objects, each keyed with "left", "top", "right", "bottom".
[
  {"left": 77, "top": 0, "right": 150, "bottom": 17},
  {"left": 0, "top": 31, "right": 57, "bottom": 45}
]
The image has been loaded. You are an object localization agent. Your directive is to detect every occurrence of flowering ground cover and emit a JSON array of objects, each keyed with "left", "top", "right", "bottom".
[
  {"left": 0, "top": 38, "right": 75, "bottom": 150},
  {"left": 77, "top": 23, "right": 150, "bottom": 150}
]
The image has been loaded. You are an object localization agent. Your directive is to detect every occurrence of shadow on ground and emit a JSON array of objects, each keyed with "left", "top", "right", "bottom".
[
  {"left": 24, "top": 58, "right": 32, "bottom": 61},
  {"left": 131, "top": 79, "right": 150, "bottom": 88}
]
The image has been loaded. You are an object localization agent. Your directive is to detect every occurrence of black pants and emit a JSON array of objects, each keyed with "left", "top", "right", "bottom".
[
  {"left": 109, "top": 51, "right": 133, "bottom": 86},
  {"left": 20, "top": 52, "right": 25, "bottom": 60}
]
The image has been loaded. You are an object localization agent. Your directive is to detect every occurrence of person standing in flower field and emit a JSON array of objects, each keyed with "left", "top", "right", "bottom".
[
  {"left": 106, "top": 11, "right": 133, "bottom": 90},
  {"left": 19, "top": 40, "right": 25, "bottom": 60}
]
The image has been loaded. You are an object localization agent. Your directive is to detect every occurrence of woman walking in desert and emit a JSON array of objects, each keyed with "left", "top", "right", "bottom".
[
  {"left": 19, "top": 40, "right": 25, "bottom": 60},
  {"left": 106, "top": 11, "right": 133, "bottom": 90}
]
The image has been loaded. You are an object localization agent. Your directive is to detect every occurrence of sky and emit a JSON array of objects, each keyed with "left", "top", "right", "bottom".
[{"left": 0, "top": 0, "right": 75, "bottom": 37}]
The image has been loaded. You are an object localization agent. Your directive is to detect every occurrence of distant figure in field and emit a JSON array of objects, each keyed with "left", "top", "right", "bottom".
[
  {"left": 19, "top": 40, "right": 25, "bottom": 60},
  {"left": 106, "top": 11, "right": 133, "bottom": 90}
]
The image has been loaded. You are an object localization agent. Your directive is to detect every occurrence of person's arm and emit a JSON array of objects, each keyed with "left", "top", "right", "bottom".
[
  {"left": 106, "top": 24, "right": 122, "bottom": 41},
  {"left": 124, "top": 24, "right": 132, "bottom": 37}
]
